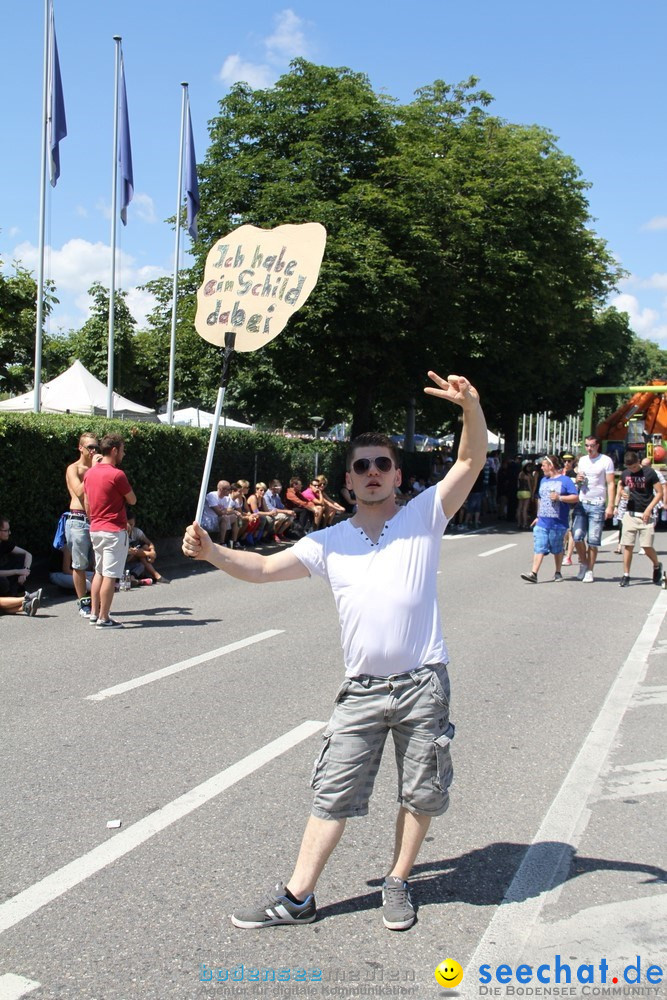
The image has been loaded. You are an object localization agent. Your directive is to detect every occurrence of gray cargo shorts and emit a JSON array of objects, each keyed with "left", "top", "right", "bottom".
[{"left": 310, "top": 663, "right": 455, "bottom": 821}]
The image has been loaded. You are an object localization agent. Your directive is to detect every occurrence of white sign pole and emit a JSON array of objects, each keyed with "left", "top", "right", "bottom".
[{"left": 194, "top": 332, "right": 235, "bottom": 525}]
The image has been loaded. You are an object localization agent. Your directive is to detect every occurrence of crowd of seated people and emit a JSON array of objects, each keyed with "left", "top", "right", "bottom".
[
  {"left": 200, "top": 473, "right": 352, "bottom": 546},
  {"left": 14, "top": 469, "right": 353, "bottom": 609}
]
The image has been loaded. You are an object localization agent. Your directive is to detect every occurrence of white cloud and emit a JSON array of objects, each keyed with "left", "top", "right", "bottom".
[
  {"left": 642, "top": 216, "right": 667, "bottom": 231},
  {"left": 125, "top": 286, "right": 159, "bottom": 328},
  {"left": 643, "top": 273, "right": 667, "bottom": 290},
  {"left": 133, "top": 192, "right": 157, "bottom": 224},
  {"left": 75, "top": 205, "right": 88, "bottom": 218},
  {"left": 265, "top": 9, "right": 308, "bottom": 62},
  {"left": 14, "top": 238, "right": 167, "bottom": 330},
  {"left": 8, "top": 226, "right": 20, "bottom": 238},
  {"left": 618, "top": 272, "right": 667, "bottom": 291},
  {"left": 93, "top": 192, "right": 155, "bottom": 224},
  {"left": 218, "top": 9, "right": 310, "bottom": 88},
  {"left": 611, "top": 292, "right": 667, "bottom": 343},
  {"left": 219, "top": 54, "right": 273, "bottom": 89},
  {"left": 96, "top": 198, "right": 112, "bottom": 221}
]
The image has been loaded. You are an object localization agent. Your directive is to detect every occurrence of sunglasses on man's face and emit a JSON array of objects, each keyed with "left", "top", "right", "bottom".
[
  {"left": 85, "top": 445, "right": 99, "bottom": 453},
  {"left": 351, "top": 456, "right": 394, "bottom": 475}
]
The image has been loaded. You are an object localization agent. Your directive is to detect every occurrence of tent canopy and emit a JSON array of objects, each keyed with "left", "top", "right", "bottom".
[
  {"left": 0, "top": 360, "right": 158, "bottom": 421},
  {"left": 158, "top": 407, "right": 253, "bottom": 430}
]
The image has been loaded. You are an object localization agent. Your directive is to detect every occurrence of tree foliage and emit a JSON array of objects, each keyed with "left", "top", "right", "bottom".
[
  {"left": 0, "top": 257, "right": 55, "bottom": 395},
  {"left": 3, "top": 62, "right": 635, "bottom": 445},
  {"left": 193, "top": 59, "right": 632, "bottom": 442},
  {"left": 64, "top": 282, "right": 139, "bottom": 398},
  {"left": 617, "top": 332, "right": 667, "bottom": 386}
]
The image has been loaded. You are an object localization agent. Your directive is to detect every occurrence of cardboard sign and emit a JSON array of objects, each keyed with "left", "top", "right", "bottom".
[{"left": 194, "top": 222, "right": 326, "bottom": 352}]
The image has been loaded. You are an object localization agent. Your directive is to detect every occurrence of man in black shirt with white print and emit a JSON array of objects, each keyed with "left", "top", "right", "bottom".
[{"left": 615, "top": 451, "right": 663, "bottom": 588}]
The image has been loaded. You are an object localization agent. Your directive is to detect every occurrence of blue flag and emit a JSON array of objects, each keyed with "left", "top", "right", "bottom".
[
  {"left": 48, "top": 1, "right": 67, "bottom": 187},
  {"left": 118, "top": 54, "right": 134, "bottom": 225},
  {"left": 184, "top": 102, "right": 200, "bottom": 240}
]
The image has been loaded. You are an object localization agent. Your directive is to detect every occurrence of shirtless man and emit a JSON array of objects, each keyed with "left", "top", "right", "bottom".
[{"left": 65, "top": 432, "right": 99, "bottom": 617}]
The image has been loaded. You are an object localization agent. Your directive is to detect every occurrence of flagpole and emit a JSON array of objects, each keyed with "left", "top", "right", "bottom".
[
  {"left": 167, "top": 83, "right": 188, "bottom": 425},
  {"left": 34, "top": 0, "right": 50, "bottom": 412},
  {"left": 107, "top": 36, "right": 122, "bottom": 418}
]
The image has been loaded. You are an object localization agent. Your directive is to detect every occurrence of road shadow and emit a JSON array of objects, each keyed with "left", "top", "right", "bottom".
[
  {"left": 102, "top": 607, "right": 222, "bottom": 628},
  {"left": 316, "top": 841, "right": 666, "bottom": 920}
]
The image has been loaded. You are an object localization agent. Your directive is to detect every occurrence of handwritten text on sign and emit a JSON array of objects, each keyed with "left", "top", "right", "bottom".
[{"left": 194, "top": 223, "right": 326, "bottom": 353}]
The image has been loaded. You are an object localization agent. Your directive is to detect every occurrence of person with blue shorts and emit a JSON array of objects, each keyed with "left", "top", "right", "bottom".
[
  {"left": 572, "top": 435, "right": 615, "bottom": 583},
  {"left": 521, "top": 455, "right": 579, "bottom": 583}
]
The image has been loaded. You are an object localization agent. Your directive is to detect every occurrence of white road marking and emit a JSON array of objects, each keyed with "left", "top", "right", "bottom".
[
  {"left": 464, "top": 588, "right": 667, "bottom": 977},
  {"left": 0, "top": 720, "right": 324, "bottom": 935},
  {"left": 86, "top": 629, "right": 284, "bottom": 701},
  {"left": 442, "top": 528, "right": 487, "bottom": 540},
  {"left": 598, "top": 758, "right": 667, "bottom": 800},
  {"left": 478, "top": 543, "right": 517, "bottom": 558},
  {"left": 632, "top": 684, "right": 667, "bottom": 705},
  {"left": 0, "top": 975, "right": 41, "bottom": 999},
  {"left": 525, "top": 894, "right": 667, "bottom": 962},
  {"left": 600, "top": 531, "right": 621, "bottom": 546}
]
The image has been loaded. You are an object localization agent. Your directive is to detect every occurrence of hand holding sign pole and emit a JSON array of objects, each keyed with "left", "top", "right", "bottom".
[{"left": 193, "top": 222, "right": 327, "bottom": 525}]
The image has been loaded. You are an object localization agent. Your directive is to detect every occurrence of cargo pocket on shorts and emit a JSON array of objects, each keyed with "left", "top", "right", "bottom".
[
  {"left": 433, "top": 723, "right": 455, "bottom": 793},
  {"left": 429, "top": 664, "right": 451, "bottom": 710},
  {"left": 333, "top": 678, "right": 352, "bottom": 704},
  {"left": 310, "top": 731, "right": 332, "bottom": 791}
]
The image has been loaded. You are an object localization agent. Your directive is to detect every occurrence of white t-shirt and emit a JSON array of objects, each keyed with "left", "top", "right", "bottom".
[
  {"left": 201, "top": 491, "right": 222, "bottom": 532},
  {"left": 578, "top": 453, "right": 614, "bottom": 503},
  {"left": 292, "top": 485, "right": 449, "bottom": 677}
]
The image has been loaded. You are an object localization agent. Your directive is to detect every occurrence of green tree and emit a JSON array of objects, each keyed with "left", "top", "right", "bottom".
[
  {"left": 198, "top": 60, "right": 424, "bottom": 433},
  {"left": 66, "top": 283, "right": 138, "bottom": 398},
  {"left": 193, "top": 61, "right": 633, "bottom": 441},
  {"left": 0, "top": 258, "right": 56, "bottom": 395},
  {"left": 386, "top": 91, "right": 632, "bottom": 449},
  {"left": 135, "top": 273, "right": 232, "bottom": 413},
  {"left": 618, "top": 332, "right": 667, "bottom": 385}
]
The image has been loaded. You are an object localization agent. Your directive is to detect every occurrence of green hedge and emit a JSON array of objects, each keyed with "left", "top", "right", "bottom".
[{"left": 0, "top": 414, "right": 431, "bottom": 557}]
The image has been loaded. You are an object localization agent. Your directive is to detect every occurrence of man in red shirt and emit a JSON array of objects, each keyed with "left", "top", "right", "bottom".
[{"left": 83, "top": 433, "right": 136, "bottom": 629}]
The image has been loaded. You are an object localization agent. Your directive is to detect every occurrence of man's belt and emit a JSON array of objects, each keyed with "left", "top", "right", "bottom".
[{"left": 67, "top": 510, "right": 88, "bottom": 519}]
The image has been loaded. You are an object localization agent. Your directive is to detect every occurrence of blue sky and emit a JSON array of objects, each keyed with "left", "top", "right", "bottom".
[{"left": 2, "top": 0, "right": 666, "bottom": 347}]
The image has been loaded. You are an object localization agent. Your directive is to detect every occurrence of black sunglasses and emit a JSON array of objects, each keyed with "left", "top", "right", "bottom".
[
  {"left": 352, "top": 456, "right": 394, "bottom": 475},
  {"left": 85, "top": 445, "right": 99, "bottom": 453}
]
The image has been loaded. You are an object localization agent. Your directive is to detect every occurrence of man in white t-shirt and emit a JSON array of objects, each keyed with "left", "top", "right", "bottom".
[
  {"left": 183, "top": 372, "right": 487, "bottom": 933},
  {"left": 572, "top": 435, "right": 615, "bottom": 583},
  {"left": 201, "top": 480, "right": 240, "bottom": 546}
]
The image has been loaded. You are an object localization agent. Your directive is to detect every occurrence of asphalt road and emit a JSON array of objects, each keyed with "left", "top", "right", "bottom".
[{"left": 0, "top": 524, "right": 665, "bottom": 1000}]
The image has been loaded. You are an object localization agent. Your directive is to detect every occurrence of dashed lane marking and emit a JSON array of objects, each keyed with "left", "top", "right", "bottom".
[
  {"left": 0, "top": 720, "right": 325, "bottom": 935},
  {"left": 478, "top": 543, "right": 517, "bottom": 558},
  {"left": 0, "top": 974, "right": 41, "bottom": 999},
  {"left": 86, "top": 629, "right": 284, "bottom": 701}
]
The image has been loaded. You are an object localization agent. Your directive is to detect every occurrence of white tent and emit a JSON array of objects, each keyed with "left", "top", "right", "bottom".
[
  {"left": 158, "top": 406, "right": 253, "bottom": 430},
  {"left": 0, "top": 360, "right": 158, "bottom": 421}
]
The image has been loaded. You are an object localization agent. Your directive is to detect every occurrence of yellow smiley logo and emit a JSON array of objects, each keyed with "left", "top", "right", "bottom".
[{"left": 435, "top": 959, "right": 463, "bottom": 988}]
